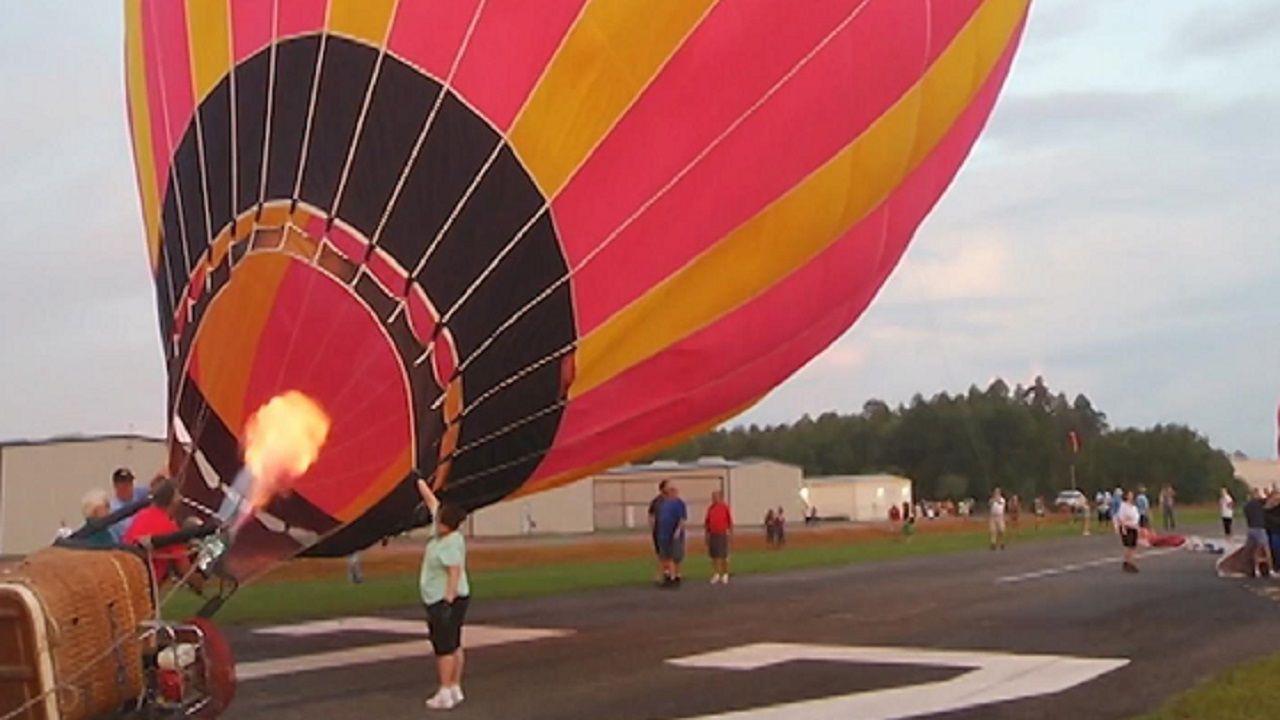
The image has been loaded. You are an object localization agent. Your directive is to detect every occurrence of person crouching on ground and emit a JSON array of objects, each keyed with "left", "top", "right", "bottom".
[
  {"left": 656, "top": 483, "right": 688, "bottom": 587},
  {"left": 705, "top": 490, "right": 733, "bottom": 584},
  {"left": 1115, "top": 490, "right": 1141, "bottom": 573},
  {"left": 416, "top": 478, "right": 471, "bottom": 710}
]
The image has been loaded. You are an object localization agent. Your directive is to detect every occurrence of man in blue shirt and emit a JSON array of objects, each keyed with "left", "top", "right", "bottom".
[
  {"left": 655, "top": 483, "right": 687, "bottom": 588},
  {"left": 107, "top": 467, "right": 149, "bottom": 542},
  {"left": 1135, "top": 486, "right": 1151, "bottom": 529}
]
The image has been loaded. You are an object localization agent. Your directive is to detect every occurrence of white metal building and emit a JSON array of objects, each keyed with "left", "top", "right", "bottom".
[
  {"left": 467, "top": 478, "right": 595, "bottom": 537},
  {"left": 802, "top": 474, "right": 913, "bottom": 522},
  {"left": 0, "top": 435, "right": 167, "bottom": 556},
  {"left": 589, "top": 457, "right": 805, "bottom": 531}
]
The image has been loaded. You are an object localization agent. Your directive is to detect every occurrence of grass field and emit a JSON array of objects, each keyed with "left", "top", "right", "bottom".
[
  {"left": 1132, "top": 651, "right": 1280, "bottom": 720},
  {"left": 166, "top": 512, "right": 1144, "bottom": 624}
]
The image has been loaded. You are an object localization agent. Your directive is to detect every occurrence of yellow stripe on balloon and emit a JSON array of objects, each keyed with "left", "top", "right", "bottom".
[
  {"left": 510, "top": 0, "right": 717, "bottom": 197},
  {"left": 124, "top": 0, "right": 162, "bottom": 268},
  {"left": 186, "top": 0, "right": 232, "bottom": 103},
  {"left": 572, "top": 0, "right": 1027, "bottom": 399},
  {"left": 193, "top": 252, "right": 292, "bottom": 435},
  {"left": 329, "top": 0, "right": 398, "bottom": 45}
]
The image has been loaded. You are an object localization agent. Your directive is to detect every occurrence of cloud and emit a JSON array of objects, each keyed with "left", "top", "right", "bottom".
[{"left": 1171, "top": 2, "right": 1280, "bottom": 58}]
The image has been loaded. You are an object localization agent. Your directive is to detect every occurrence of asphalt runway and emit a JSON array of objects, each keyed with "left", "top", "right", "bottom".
[{"left": 224, "top": 525, "right": 1280, "bottom": 719}]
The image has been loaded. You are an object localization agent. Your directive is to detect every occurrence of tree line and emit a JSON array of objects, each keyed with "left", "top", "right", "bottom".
[{"left": 654, "top": 377, "right": 1244, "bottom": 504}]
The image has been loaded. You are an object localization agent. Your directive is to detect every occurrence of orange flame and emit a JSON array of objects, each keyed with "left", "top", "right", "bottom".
[{"left": 243, "top": 391, "right": 331, "bottom": 512}]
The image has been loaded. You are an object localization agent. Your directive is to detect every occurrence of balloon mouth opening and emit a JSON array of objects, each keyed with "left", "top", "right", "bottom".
[{"left": 231, "top": 390, "right": 331, "bottom": 528}]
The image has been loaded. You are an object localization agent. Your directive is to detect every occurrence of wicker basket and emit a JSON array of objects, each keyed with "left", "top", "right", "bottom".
[{"left": 0, "top": 548, "right": 155, "bottom": 720}]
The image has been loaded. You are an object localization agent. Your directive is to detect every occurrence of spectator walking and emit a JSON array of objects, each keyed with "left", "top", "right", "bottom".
[
  {"left": 774, "top": 507, "right": 787, "bottom": 547},
  {"left": 1266, "top": 489, "right": 1280, "bottom": 576},
  {"left": 415, "top": 478, "right": 471, "bottom": 710},
  {"left": 1242, "top": 489, "right": 1271, "bottom": 577},
  {"left": 1115, "top": 490, "right": 1141, "bottom": 573},
  {"left": 1159, "top": 485, "right": 1177, "bottom": 530},
  {"left": 1033, "top": 496, "right": 1046, "bottom": 531},
  {"left": 1220, "top": 487, "right": 1236, "bottom": 537},
  {"left": 764, "top": 508, "right": 777, "bottom": 547},
  {"left": 347, "top": 552, "right": 364, "bottom": 584},
  {"left": 1008, "top": 495, "right": 1022, "bottom": 535},
  {"left": 988, "top": 488, "right": 1007, "bottom": 550},
  {"left": 656, "top": 483, "right": 688, "bottom": 587},
  {"left": 704, "top": 490, "right": 733, "bottom": 584},
  {"left": 1135, "top": 486, "right": 1151, "bottom": 529},
  {"left": 648, "top": 481, "right": 669, "bottom": 583}
]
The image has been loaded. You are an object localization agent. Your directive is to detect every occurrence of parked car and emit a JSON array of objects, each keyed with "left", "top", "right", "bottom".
[{"left": 1053, "top": 490, "right": 1089, "bottom": 512}]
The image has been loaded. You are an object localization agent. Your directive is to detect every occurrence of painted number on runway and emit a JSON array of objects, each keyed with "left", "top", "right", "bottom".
[{"left": 668, "top": 643, "right": 1128, "bottom": 720}]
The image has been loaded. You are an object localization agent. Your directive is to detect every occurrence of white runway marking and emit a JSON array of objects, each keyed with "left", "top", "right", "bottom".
[
  {"left": 254, "top": 617, "right": 432, "bottom": 637},
  {"left": 995, "top": 548, "right": 1181, "bottom": 584},
  {"left": 669, "top": 643, "right": 1128, "bottom": 720},
  {"left": 239, "top": 622, "right": 572, "bottom": 681}
]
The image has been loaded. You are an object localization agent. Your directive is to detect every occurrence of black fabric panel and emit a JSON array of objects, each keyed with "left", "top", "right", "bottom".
[
  {"left": 154, "top": 246, "right": 175, "bottom": 349},
  {"left": 161, "top": 189, "right": 188, "bottom": 302},
  {"left": 336, "top": 59, "right": 439, "bottom": 238},
  {"left": 233, "top": 49, "right": 271, "bottom": 215},
  {"left": 445, "top": 214, "right": 573, "bottom": 378},
  {"left": 418, "top": 145, "right": 543, "bottom": 313},
  {"left": 299, "top": 37, "right": 377, "bottom": 213},
  {"left": 377, "top": 91, "right": 498, "bottom": 273},
  {"left": 198, "top": 79, "right": 234, "bottom": 237},
  {"left": 263, "top": 35, "right": 322, "bottom": 202},
  {"left": 354, "top": 273, "right": 397, "bottom": 321},
  {"left": 172, "top": 131, "right": 209, "bottom": 269}
]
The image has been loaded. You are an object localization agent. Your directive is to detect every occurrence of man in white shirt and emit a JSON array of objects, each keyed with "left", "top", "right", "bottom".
[
  {"left": 1114, "top": 490, "right": 1141, "bottom": 573},
  {"left": 989, "top": 488, "right": 1007, "bottom": 551}
]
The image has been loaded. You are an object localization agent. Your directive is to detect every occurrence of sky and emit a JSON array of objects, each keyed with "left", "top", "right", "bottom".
[{"left": 0, "top": 1, "right": 1276, "bottom": 458}]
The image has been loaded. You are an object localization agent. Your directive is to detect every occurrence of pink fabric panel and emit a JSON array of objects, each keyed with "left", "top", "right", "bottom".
[
  {"left": 140, "top": 5, "right": 175, "bottom": 197},
  {"left": 531, "top": 15, "right": 1023, "bottom": 481},
  {"left": 450, "top": 0, "right": 587, "bottom": 130},
  {"left": 230, "top": 0, "right": 274, "bottom": 61},
  {"left": 244, "top": 262, "right": 411, "bottom": 517},
  {"left": 555, "top": 0, "right": 984, "bottom": 333},
  {"left": 388, "top": 0, "right": 483, "bottom": 79},
  {"left": 277, "top": 0, "right": 327, "bottom": 39},
  {"left": 147, "top": 1, "right": 197, "bottom": 157}
]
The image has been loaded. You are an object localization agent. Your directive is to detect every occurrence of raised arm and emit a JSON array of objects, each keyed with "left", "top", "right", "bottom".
[{"left": 417, "top": 478, "right": 440, "bottom": 515}]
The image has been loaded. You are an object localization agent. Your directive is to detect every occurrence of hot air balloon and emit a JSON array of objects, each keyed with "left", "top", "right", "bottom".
[{"left": 123, "top": 0, "right": 1030, "bottom": 585}]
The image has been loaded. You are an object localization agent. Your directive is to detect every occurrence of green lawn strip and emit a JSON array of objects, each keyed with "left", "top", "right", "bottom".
[
  {"left": 1131, "top": 652, "right": 1280, "bottom": 720},
  {"left": 165, "top": 520, "right": 1085, "bottom": 624}
]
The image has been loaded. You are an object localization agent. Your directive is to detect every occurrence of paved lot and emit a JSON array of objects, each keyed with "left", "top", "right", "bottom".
[{"left": 224, "top": 526, "right": 1280, "bottom": 719}]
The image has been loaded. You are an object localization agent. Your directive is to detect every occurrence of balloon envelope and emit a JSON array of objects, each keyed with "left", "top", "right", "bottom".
[{"left": 125, "top": 0, "right": 1029, "bottom": 581}]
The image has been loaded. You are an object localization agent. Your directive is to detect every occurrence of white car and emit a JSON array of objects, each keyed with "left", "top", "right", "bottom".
[{"left": 1053, "top": 490, "right": 1088, "bottom": 512}]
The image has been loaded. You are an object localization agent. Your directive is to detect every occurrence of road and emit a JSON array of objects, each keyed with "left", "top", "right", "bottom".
[{"left": 223, "top": 525, "right": 1280, "bottom": 719}]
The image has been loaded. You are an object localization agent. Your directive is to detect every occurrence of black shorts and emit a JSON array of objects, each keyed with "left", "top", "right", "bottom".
[
  {"left": 707, "top": 533, "right": 729, "bottom": 560},
  {"left": 1138, "top": 515, "right": 1150, "bottom": 529},
  {"left": 1120, "top": 528, "right": 1138, "bottom": 548},
  {"left": 425, "top": 596, "right": 470, "bottom": 655}
]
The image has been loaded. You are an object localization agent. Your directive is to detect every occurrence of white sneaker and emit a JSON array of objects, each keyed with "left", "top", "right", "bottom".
[
  {"left": 449, "top": 686, "right": 464, "bottom": 705},
  {"left": 710, "top": 575, "right": 720, "bottom": 584},
  {"left": 426, "top": 688, "right": 456, "bottom": 710},
  {"left": 721, "top": 574, "right": 729, "bottom": 584}
]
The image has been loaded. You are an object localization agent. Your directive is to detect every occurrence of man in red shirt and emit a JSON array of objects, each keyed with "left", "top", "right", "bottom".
[
  {"left": 704, "top": 490, "right": 733, "bottom": 584},
  {"left": 123, "top": 479, "right": 197, "bottom": 588}
]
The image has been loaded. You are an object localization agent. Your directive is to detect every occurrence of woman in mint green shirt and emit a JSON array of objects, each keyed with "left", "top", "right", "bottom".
[{"left": 417, "top": 478, "right": 470, "bottom": 710}]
